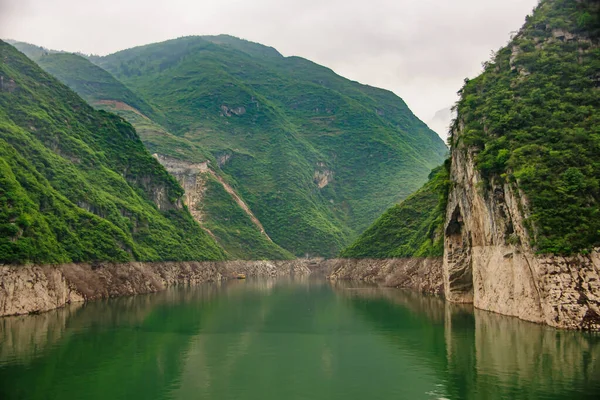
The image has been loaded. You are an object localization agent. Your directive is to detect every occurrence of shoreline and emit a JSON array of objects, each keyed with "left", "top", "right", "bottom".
[{"left": 0, "top": 260, "right": 322, "bottom": 317}]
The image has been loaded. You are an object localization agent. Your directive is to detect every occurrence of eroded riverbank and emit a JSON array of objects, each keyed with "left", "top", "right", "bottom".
[
  {"left": 0, "top": 258, "right": 443, "bottom": 318},
  {"left": 0, "top": 260, "right": 320, "bottom": 317}
]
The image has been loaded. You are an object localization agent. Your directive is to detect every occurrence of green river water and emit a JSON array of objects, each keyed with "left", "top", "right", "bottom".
[{"left": 0, "top": 277, "right": 599, "bottom": 399}]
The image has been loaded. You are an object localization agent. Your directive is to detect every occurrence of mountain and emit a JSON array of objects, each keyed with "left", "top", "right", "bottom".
[
  {"left": 86, "top": 35, "right": 448, "bottom": 257},
  {"left": 5, "top": 41, "right": 293, "bottom": 260},
  {"left": 0, "top": 40, "right": 226, "bottom": 263},
  {"left": 340, "top": 163, "right": 449, "bottom": 259},
  {"left": 5, "top": 40, "right": 60, "bottom": 60},
  {"left": 442, "top": 0, "right": 600, "bottom": 328},
  {"left": 12, "top": 35, "right": 447, "bottom": 257},
  {"left": 452, "top": 0, "right": 600, "bottom": 255},
  {"left": 339, "top": 0, "right": 600, "bottom": 330}
]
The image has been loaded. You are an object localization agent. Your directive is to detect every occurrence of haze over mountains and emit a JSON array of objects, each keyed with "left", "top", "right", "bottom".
[{"left": 5, "top": 35, "right": 447, "bottom": 259}]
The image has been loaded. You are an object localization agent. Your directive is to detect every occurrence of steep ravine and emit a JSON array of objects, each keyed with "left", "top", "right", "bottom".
[
  {"left": 154, "top": 154, "right": 271, "bottom": 240},
  {"left": 153, "top": 154, "right": 292, "bottom": 260}
]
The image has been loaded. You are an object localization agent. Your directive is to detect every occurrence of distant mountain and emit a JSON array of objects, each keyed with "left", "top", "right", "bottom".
[
  {"left": 0, "top": 40, "right": 226, "bottom": 263},
  {"left": 5, "top": 44, "right": 292, "bottom": 260},
  {"left": 92, "top": 35, "right": 448, "bottom": 256},
  {"left": 340, "top": 164, "right": 449, "bottom": 259},
  {"left": 13, "top": 35, "right": 448, "bottom": 257},
  {"left": 427, "top": 106, "right": 454, "bottom": 140}
]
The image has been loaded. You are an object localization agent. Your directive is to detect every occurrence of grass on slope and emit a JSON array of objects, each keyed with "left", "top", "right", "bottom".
[
  {"left": 90, "top": 35, "right": 447, "bottom": 257},
  {"left": 19, "top": 50, "right": 294, "bottom": 261},
  {"left": 201, "top": 176, "right": 295, "bottom": 260},
  {"left": 340, "top": 164, "right": 450, "bottom": 259},
  {"left": 36, "top": 52, "right": 163, "bottom": 124},
  {"left": 454, "top": 0, "right": 600, "bottom": 254},
  {"left": 0, "top": 40, "right": 225, "bottom": 263}
]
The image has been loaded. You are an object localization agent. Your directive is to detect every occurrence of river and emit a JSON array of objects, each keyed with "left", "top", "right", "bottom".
[{"left": 0, "top": 277, "right": 599, "bottom": 399}]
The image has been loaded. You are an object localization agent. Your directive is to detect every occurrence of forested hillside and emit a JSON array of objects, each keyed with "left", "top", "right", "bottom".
[
  {"left": 10, "top": 35, "right": 447, "bottom": 257},
  {"left": 8, "top": 42, "right": 292, "bottom": 260},
  {"left": 453, "top": 0, "right": 600, "bottom": 254},
  {"left": 0, "top": 40, "right": 226, "bottom": 263},
  {"left": 340, "top": 164, "right": 449, "bottom": 259},
  {"left": 91, "top": 36, "right": 447, "bottom": 256}
]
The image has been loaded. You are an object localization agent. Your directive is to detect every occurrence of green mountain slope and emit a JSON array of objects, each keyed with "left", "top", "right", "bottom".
[
  {"left": 0, "top": 40, "right": 226, "bottom": 263},
  {"left": 88, "top": 36, "right": 447, "bottom": 257},
  {"left": 7, "top": 48, "right": 291, "bottom": 260},
  {"left": 343, "top": 0, "right": 600, "bottom": 260},
  {"left": 454, "top": 0, "right": 600, "bottom": 254},
  {"left": 340, "top": 164, "right": 449, "bottom": 259},
  {"left": 37, "top": 52, "right": 163, "bottom": 123}
]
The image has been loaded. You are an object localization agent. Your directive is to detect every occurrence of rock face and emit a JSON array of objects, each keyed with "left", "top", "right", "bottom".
[
  {"left": 153, "top": 154, "right": 211, "bottom": 226},
  {"left": 444, "top": 144, "right": 600, "bottom": 330},
  {"left": 153, "top": 154, "right": 273, "bottom": 240},
  {"left": 0, "top": 260, "right": 317, "bottom": 317},
  {"left": 328, "top": 258, "right": 444, "bottom": 295}
]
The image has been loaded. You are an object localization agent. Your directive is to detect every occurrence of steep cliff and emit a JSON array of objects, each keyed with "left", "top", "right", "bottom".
[
  {"left": 333, "top": 0, "right": 600, "bottom": 330},
  {"left": 444, "top": 146, "right": 600, "bottom": 330},
  {"left": 444, "top": 0, "right": 600, "bottom": 330}
]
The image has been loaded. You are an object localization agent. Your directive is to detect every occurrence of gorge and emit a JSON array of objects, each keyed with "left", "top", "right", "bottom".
[{"left": 1, "top": 0, "right": 600, "bottom": 334}]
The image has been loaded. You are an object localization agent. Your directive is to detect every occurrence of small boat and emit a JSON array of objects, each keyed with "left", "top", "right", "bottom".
[{"left": 236, "top": 274, "right": 247, "bottom": 279}]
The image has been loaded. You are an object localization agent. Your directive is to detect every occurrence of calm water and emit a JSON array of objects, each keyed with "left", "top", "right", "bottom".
[{"left": 1, "top": 278, "right": 599, "bottom": 400}]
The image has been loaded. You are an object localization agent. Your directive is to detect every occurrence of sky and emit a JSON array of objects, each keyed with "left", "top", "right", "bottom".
[{"left": 0, "top": 0, "right": 539, "bottom": 138}]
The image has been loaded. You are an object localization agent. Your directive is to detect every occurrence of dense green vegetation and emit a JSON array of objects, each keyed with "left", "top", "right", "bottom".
[
  {"left": 340, "top": 164, "right": 450, "bottom": 259},
  {"left": 454, "top": 0, "right": 600, "bottom": 254},
  {"left": 88, "top": 35, "right": 447, "bottom": 257},
  {"left": 36, "top": 52, "right": 163, "bottom": 123},
  {"left": 201, "top": 176, "right": 294, "bottom": 260},
  {"left": 0, "top": 40, "right": 226, "bottom": 263},
  {"left": 12, "top": 50, "right": 294, "bottom": 260}
]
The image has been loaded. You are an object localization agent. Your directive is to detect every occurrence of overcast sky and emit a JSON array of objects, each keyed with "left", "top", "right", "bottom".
[{"left": 0, "top": 0, "right": 538, "bottom": 138}]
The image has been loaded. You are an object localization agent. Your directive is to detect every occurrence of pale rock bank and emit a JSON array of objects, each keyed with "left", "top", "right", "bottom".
[
  {"left": 0, "top": 260, "right": 314, "bottom": 317},
  {"left": 444, "top": 142, "right": 600, "bottom": 330},
  {"left": 328, "top": 258, "right": 444, "bottom": 295}
]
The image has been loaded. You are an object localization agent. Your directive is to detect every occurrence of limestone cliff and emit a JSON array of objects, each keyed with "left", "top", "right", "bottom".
[
  {"left": 442, "top": 0, "right": 600, "bottom": 331},
  {"left": 443, "top": 143, "right": 600, "bottom": 330}
]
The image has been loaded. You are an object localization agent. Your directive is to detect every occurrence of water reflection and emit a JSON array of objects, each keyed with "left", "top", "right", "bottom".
[
  {"left": 0, "top": 278, "right": 598, "bottom": 400},
  {"left": 340, "top": 284, "right": 600, "bottom": 399},
  {"left": 0, "top": 303, "right": 82, "bottom": 364}
]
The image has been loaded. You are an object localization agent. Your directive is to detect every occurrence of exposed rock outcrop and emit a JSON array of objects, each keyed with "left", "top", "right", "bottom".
[
  {"left": 0, "top": 260, "right": 318, "bottom": 317},
  {"left": 444, "top": 143, "right": 600, "bottom": 330},
  {"left": 313, "top": 162, "right": 333, "bottom": 189},
  {"left": 153, "top": 154, "right": 272, "bottom": 240},
  {"left": 328, "top": 258, "right": 444, "bottom": 295}
]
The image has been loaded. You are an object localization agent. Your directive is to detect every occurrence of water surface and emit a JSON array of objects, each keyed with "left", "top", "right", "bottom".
[{"left": 0, "top": 277, "right": 599, "bottom": 399}]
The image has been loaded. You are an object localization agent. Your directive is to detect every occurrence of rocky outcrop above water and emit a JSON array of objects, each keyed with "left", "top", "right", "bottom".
[
  {"left": 444, "top": 145, "right": 600, "bottom": 330},
  {"left": 328, "top": 258, "right": 444, "bottom": 295},
  {"left": 0, "top": 260, "right": 316, "bottom": 317}
]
